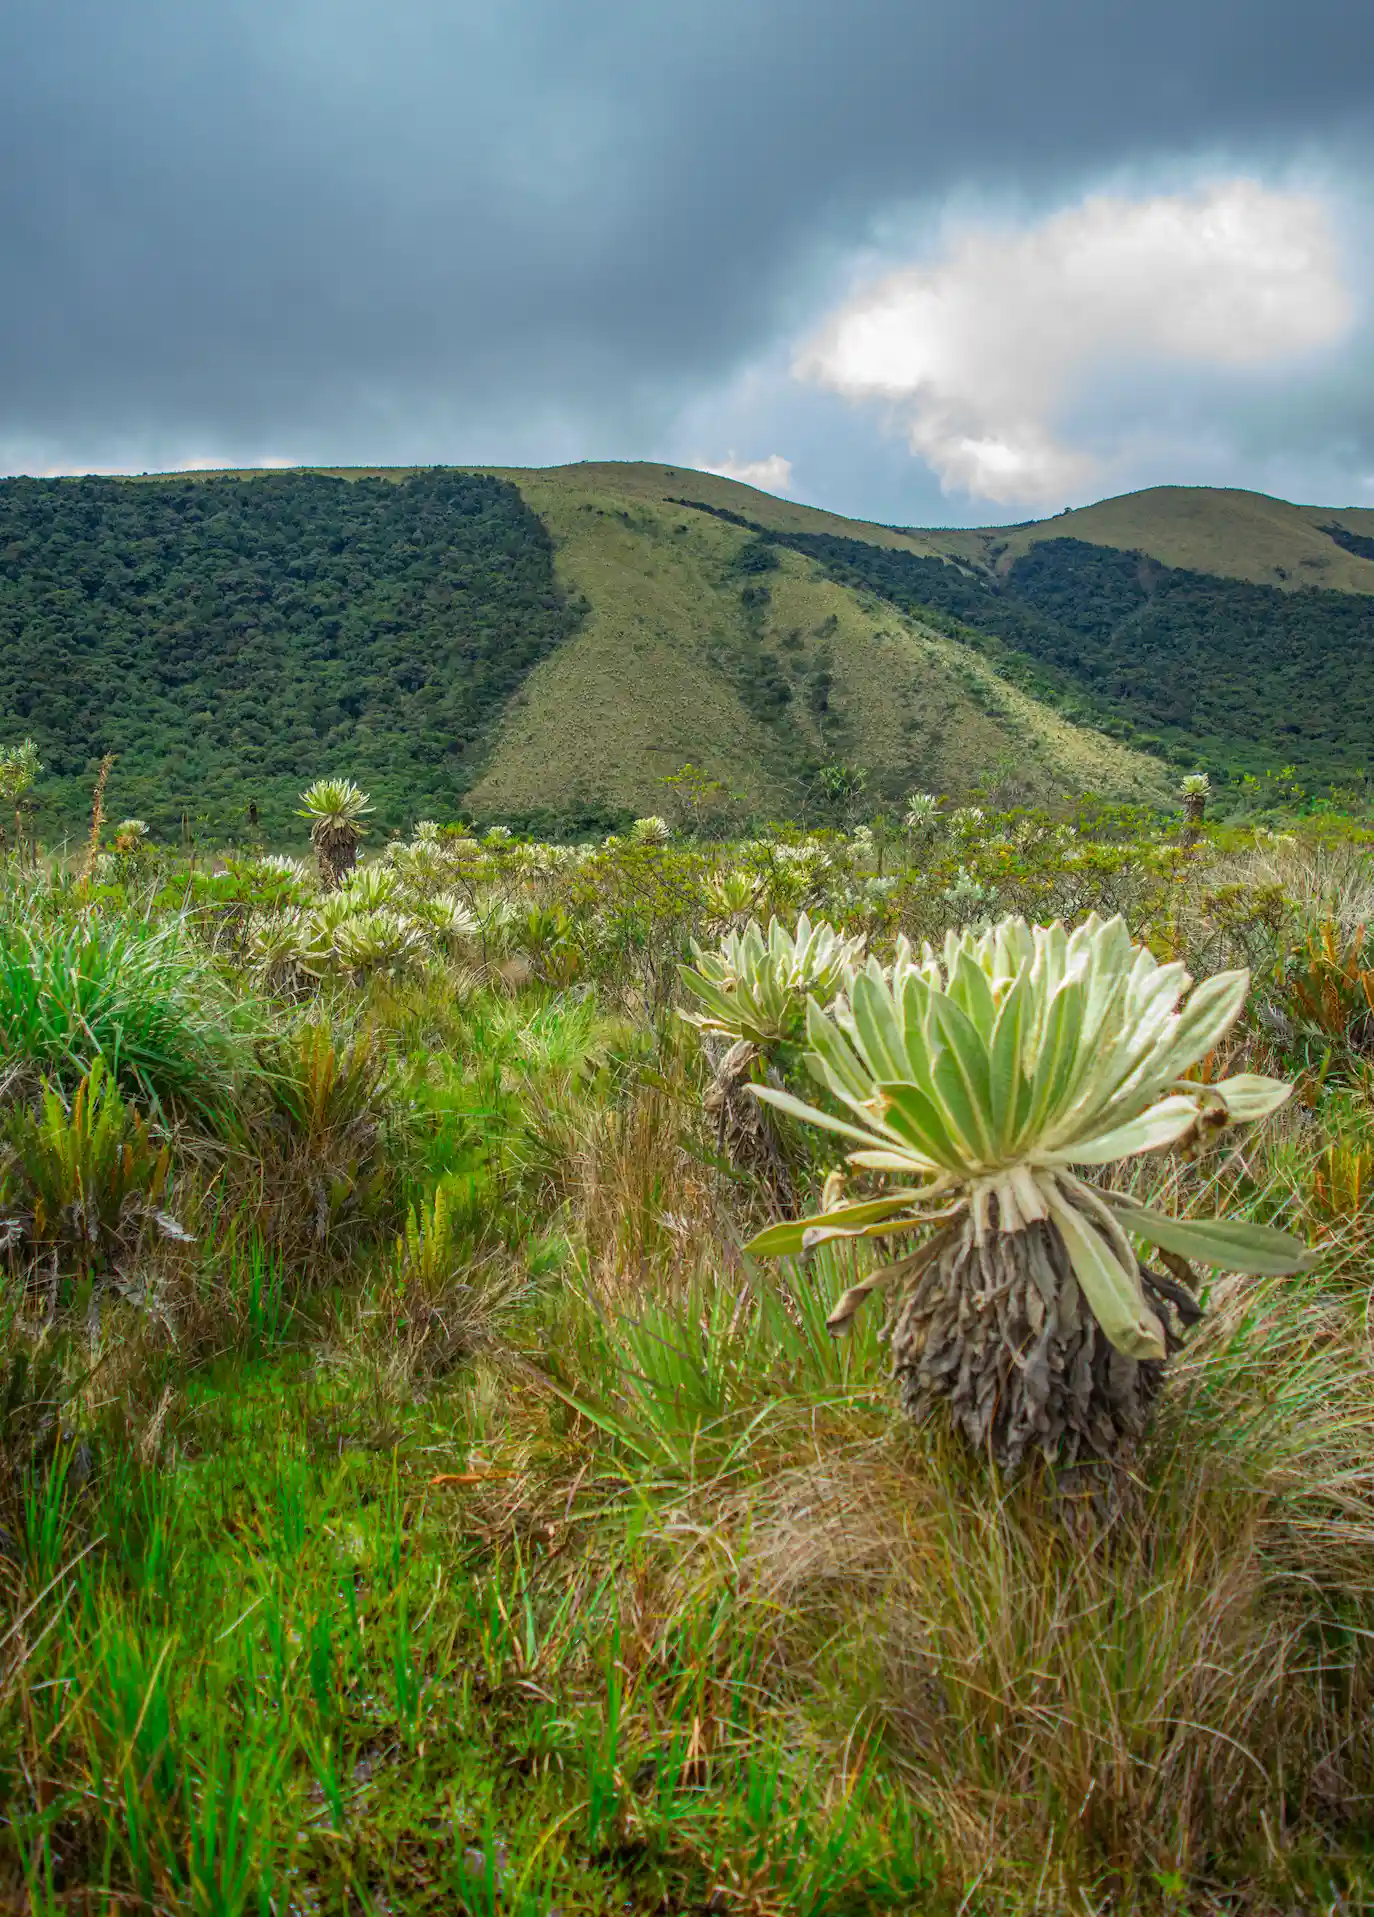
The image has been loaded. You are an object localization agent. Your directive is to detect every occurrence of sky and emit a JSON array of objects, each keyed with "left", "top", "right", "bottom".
[{"left": 2, "top": 0, "right": 1372, "bottom": 525}]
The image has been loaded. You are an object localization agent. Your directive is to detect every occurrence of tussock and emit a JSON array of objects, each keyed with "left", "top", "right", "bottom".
[{"left": 1, "top": 794, "right": 1373, "bottom": 1911}]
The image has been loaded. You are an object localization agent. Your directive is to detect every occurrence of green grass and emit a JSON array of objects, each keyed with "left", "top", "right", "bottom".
[
  {"left": 925, "top": 482, "right": 1374, "bottom": 593},
  {"left": 2, "top": 801, "right": 1374, "bottom": 1911},
  {"left": 0, "top": 903, "right": 262, "bottom": 1127}
]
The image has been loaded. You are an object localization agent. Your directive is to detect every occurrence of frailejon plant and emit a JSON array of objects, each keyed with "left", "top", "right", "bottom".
[
  {"left": 630, "top": 816, "right": 672, "bottom": 845},
  {"left": 746, "top": 913, "right": 1310, "bottom": 1467},
  {"left": 702, "top": 866, "right": 765, "bottom": 929},
  {"left": 331, "top": 907, "right": 425, "bottom": 983},
  {"left": 1179, "top": 771, "right": 1211, "bottom": 826},
  {"left": 680, "top": 914, "right": 865, "bottom": 1199},
  {"left": 679, "top": 913, "right": 865, "bottom": 1050},
  {"left": 298, "top": 779, "right": 373, "bottom": 889}
]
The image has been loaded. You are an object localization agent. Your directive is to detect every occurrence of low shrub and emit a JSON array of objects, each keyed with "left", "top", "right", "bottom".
[
  {"left": 0, "top": 914, "right": 260, "bottom": 1130},
  {"left": 0, "top": 1062, "right": 190, "bottom": 1292},
  {"left": 246, "top": 1019, "right": 404, "bottom": 1258}
]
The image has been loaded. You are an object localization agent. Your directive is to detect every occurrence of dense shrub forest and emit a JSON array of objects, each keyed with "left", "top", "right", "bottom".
[
  {"left": 0, "top": 469, "right": 581, "bottom": 839},
  {"left": 1006, "top": 538, "right": 1374, "bottom": 760},
  {"left": 677, "top": 500, "right": 1374, "bottom": 778}
]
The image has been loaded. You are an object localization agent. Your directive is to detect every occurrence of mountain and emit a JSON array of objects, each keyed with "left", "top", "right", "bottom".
[
  {"left": 919, "top": 485, "right": 1374, "bottom": 594},
  {"left": 533, "top": 469, "right": 1374, "bottom": 785},
  {"left": 765, "top": 482, "right": 1374, "bottom": 779},
  {"left": 4, "top": 463, "right": 1367, "bottom": 842},
  {"left": 460, "top": 464, "right": 1159, "bottom": 826},
  {"left": 0, "top": 464, "right": 1161, "bottom": 841}
]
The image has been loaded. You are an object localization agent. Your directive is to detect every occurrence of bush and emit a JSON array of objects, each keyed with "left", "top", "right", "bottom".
[
  {"left": 247, "top": 1020, "right": 403, "bottom": 1256},
  {"left": 0, "top": 1061, "right": 190, "bottom": 1289},
  {"left": 0, "top": 914, "right": 260, "bottom": 1130}
]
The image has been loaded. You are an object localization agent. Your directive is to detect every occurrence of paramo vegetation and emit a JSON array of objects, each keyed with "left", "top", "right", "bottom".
[{"left": 0, "top": 747, "right": 1372, "bottom": 1914}]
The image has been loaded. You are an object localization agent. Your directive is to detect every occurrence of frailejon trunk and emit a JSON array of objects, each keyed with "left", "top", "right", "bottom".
[
  {"left": 888, "top": 1217, "right": 1195, "bottom": 1469},
  {"left": 314, "top": 826, "right": 359, "bottom": 889},
  {"left": 702, "top": 1037, "right": 795, "bottom": 1212}
]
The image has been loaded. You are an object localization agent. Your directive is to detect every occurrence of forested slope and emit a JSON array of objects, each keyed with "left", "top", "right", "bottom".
[
  {"left": 665, "top": 493, "right": 1374, "bottom": 777},
  {"left": 0, "top": 469, "right": 580, "bottom": 838},
  {"left": 0, "top": 464, "right": 1164, "bottom": 839}
]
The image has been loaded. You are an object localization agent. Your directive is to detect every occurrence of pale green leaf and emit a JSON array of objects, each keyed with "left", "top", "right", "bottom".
[
  {"left": 874, "top": 1081, "right": 963, "bottom": 1169},
  {"left": 988, "top": 969, "right": 1032, "bottom": 1154},
  {"left": 1102, "top": 1197, "right": 1314, "bottom": 1274},
  {"left": 1038, "top": 1094, "right": 1200, "bottom": 1166},
  {"left": 750, "top": 1083, "right": 880, "bottom": 1147},
  {"left": 1044, "top": 1186, "right": 1167, "bottom": 1360},
  {"left": 805, "top": 999, "right": 872, "bottom": 1102},
  {"left": 1209, "top": 1074, "right": 1294, "bottom": 1123},
  {"left": 928, "top": 996, "right": 996, "bottom": 1162},
  {"left": 1159, "top": 969, "right": 1249, "bottom": 1079},
  {"left": 850, "top": 972, "right": 909, "bottom": 1083}
]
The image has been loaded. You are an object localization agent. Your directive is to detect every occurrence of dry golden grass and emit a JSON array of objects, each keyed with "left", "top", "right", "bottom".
[
  {"left": 469, "top": 477, "right": 1163, "bottom": 819},
  {"left": 929, "top": 484, "right": 1374, "bottom": 595}
]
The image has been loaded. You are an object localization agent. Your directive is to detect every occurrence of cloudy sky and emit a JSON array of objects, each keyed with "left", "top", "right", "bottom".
[{"left": 2, "top": 0, "right": 1372, "bottom": 523}]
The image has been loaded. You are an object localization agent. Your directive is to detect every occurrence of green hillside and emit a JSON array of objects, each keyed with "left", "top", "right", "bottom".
[
  {"left": 0, "top": 469, "right": 580, "bottom": 840},
  {"left": 0, "top": 463, "right": 1162, "bottom": 840},
  {"left": 922, "top": 483, "right": 1374, "bottom": 593},
  {"left": 608, "top": 471, "right": 1374, "bottom": 781},
  {"left": 464, "top": 467, "right": 1158, "bottom": 822},
  {"left": 9, "top": 460, "right": 1369, "bottom": 841},
  {"left": 709, "top": 518, "right": 1374, "bottom": 776}
]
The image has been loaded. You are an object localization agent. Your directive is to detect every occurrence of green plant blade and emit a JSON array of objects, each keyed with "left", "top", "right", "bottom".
[
  {"left": 750, "top": 1083, "right": 881, "bottom": 1148},
  {"left": 1207, "top": 1073, "right": 1294, "bottom": 1122},
  {"left": 1038, "top": 1094, "right": 1200, "bottom": 1166},
  {"left": 1102, "top": 1197, "right": 1315, "bottom": 1274},
  {"left": 872, "top": 1081, "right": 963, "bottom": 1170},
  {"left": 927, "top": 995, "right": 996, "bottom": 1163},
  {"left": 1044, "top": 1185, "right": 1167, "bottom": 1360},
  {"left": 987, "top": 969, "right": 1032, "bottom": 1156},
  {"left": 1159, "top": 968, "right": 1249, "bottom": 1079},
  {"left": 744, "top": 1193, "right": 923, "bottom": 1258}
]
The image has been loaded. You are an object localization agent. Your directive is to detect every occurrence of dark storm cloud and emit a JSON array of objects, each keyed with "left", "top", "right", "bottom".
[{"left": 1, "top": 0, "right": 1371, "bottom": 465}]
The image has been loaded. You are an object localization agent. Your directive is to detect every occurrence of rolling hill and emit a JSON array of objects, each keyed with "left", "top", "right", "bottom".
[
  {"left": 526, "top": 467, "right": 1374, "bottom": 783},
  {"left": 920, "top": 484, "right": 1374, "bottom": 594},
  {"left": 0, "top": 463, "right": 1161, "bottom": 840},
  {"left": 462, "top": 466, "right": 1158, "bottom": 825},
  {"left": 2, "top": 461, "right": 1369, "bottom": 841}
]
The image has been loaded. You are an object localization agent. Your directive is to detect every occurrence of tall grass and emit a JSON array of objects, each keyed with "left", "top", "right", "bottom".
[
  {"left": 1, "top": 816, "right": 1374, "bottom": 1910},
  {"left": 0, "top": 914, "right": 259, "bottom": 1128}
]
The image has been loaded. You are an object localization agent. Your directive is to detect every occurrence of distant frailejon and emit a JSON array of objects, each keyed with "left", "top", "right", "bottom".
[{"left": 2, "top": 462, "right": 1369, "bottom": 839}]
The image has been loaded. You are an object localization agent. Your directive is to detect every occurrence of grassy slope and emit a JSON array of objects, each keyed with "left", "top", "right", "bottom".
[
  {"left": 108, "top": 457, "right": 1374, "bottom": 810},
  {"left": 923, "top": 484, "right": 1374, "bottom": 593},
  {"left": 495, "top": 459, "right": 946, "bottom": 550},
  {"left": 464, "top": 468, "right": 1161, "bottom": 815},
  {"left": 144, "top": 460, "right": 1374, "bottom": 814}
]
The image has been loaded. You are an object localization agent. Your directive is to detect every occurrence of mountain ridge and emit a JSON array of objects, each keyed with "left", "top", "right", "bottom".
[
  {"left": 915, "top": 483, "right": 1374, "bottom": 595},
  {"left": 116, "top": 460, "right": 1374, "bottom": 593},
  {"left": 5, "top": 461, "right": 1371, "bottom": 840}
]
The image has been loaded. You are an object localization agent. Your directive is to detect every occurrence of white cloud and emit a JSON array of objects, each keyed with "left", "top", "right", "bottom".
[
  {"left": 702, "top": 451, "right": 794, "bottom": 494},
  {"left": 794, "top": 180, "right": 1354, "bottom": 505}
]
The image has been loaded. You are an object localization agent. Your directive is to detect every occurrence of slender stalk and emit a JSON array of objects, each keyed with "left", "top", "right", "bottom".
[{"left": 81, "top": 754, "right": 116, "bottom": 883}]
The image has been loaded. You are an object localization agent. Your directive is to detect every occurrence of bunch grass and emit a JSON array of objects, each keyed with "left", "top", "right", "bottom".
[{"left": 0, "top": 802, "right": 1373, "bottom": 1912}]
